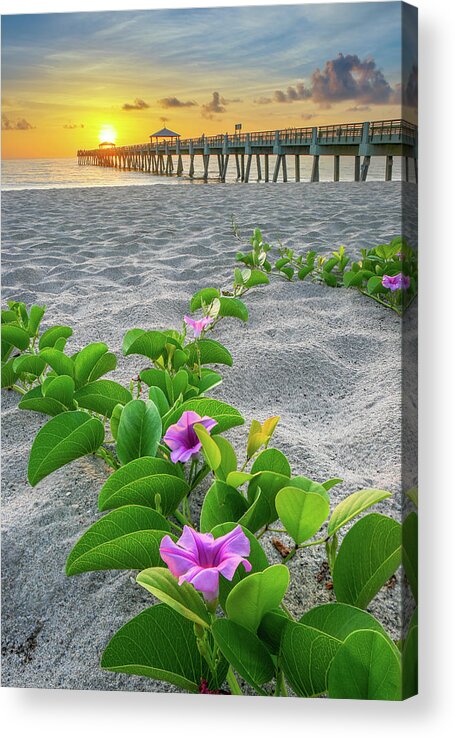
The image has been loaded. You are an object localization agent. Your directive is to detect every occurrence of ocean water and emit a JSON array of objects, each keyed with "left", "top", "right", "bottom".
[{"left": 1, "top": 155, "right": 415, "bottom": 191}]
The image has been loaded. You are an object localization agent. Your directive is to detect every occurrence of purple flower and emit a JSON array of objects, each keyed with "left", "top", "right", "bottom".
[
  {"left": 163, "top": 410, "right": 217, "bottom": 463},
  {"left": 184, "top": 315, "right": 214, "bottom": 338},
  {"left": 160, "top": 525, "right": 252, "bottom": 601},
  {"left": 382, "top": 273, "right": 411, "bottom": 292}
]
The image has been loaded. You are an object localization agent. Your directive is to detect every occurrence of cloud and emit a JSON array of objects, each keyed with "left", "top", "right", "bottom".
[
  {"left": 403, "top": 64, "right": 418, "bottom": 108},
  {"left": 202, "top": 91, "right": 232, "bottom": 119},
  {"left": 253, "top": 96, "right": 272, "bottom": 105},
  {"left": 311, "top": 53, "right": 392, "bottom": 106},
  {"left": 122, "top": 98, "right": 150, "bottom": 111},
  {"left": 346, "top": 105, "right": 371, "bottom": 112},
  {"left": 1, "top": 114, "right": 35, "bottom": 130},
  {"left": 63, "top": 123, "right": 85, "bottom": 129},
  {"left": 158, "top": 96, "right": 198, "bottom": 108},
  {"left": 271, "top": 53, "right": 402, "bottom": 109},
  {"left": 301, "top": 113, "right": 317, "bottom": 120}
]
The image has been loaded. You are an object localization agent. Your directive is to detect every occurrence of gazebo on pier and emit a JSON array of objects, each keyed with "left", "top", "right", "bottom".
[{"left": 149, "top": 127, "right": 180, "bottom": 143}]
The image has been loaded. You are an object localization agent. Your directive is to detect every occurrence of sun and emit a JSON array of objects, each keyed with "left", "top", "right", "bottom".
[{"left": 98, "top": 125, "right": 117, "bottom": 144}]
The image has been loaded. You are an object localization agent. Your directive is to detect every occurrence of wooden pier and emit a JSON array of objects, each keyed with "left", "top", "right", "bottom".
[{"left": 77, "top": 119, "right": 417, "bottom": 183}]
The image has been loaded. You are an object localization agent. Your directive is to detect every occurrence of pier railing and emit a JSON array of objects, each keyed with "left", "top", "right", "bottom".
[{"left": 77, "top": 118, "right": 417, "bottom": 183}]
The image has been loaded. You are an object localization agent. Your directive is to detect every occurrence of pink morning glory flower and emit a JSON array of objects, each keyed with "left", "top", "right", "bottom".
[
  {"left": 163, "top": 410, "right": 217, "bottom": 463},
  {"left": 184, "top": 315, "right": 214, "bottom": 338},
  {"left": 159, "top": 525, "right": 252, "bottom": 602},
  {"left": 382, "top": 273, "right": 411, "bottom": 292}
]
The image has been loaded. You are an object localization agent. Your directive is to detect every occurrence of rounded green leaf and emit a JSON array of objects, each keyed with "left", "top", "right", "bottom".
[
  {"left": 163, "top": 397, "right": 244, "bottom": 435},
  {"left": 332, "top": 513, "right": 402, "bottom": 609},
  {"left": 1, "top": 324, "right": 30, "bottom": 351},
  {"left": 122, "top": 329, "right": 167, "bottom": 360},
  {"left": 403, "top": 511, "right": 418, "bottom": 601},
  {"left": 87, "top": 351, "right": 117, "bottom": 382},
  {"left": 40, "top": 348, "right": 74, "bottom": 377},
  {"left": 193, "top": 423, "right": 221, "bottom": 471},
  {"left": 244, "top": 270, "right": 269, "bottom": 288},
  {"left": 43, "top": 374, "right": 75, "bottom": 408},
  {"left": 66, "top": 505, "right": 172, "bottom": 575},
  {"left": 281, "top": 621, "right": 340, "bottom": 697},
  {"left": 39, "top": 325, "right": 73, "bottom": 350},
  {"left": 148, "top": 386, "right": 170, "bottom": 416},
  {"left": 327, "top": 488, "right": 392, "bottom": 536},
  {"left": 19, "top": 386, "right": 68, "bottom": 416},
  {"left": 98, "top": 456, "right": 188, "bottom": 515},
  {"left": 27, "top": 305, "right": 45, "bottom": 336},
  {"left": 1, "top": 358, "right": 18, "bottom": 389},
  {"left": 276, "top": 484, "right": 329, "bottom": 544},
  {"left": 213, "top": 436, "right": 237, "bottom": 481},
  {"left": 190, "top": 288, "right": 220, "bottom": 312},
  {"left": 186, "top": 339, "right": 233, "bottom": 367},
  {"left": 212, "top": 619, "right": 273, "bottom": 693},
  {"left": 328, "top": 629, "right": 401, "bottom": 700},
  {"left": 28, "top": 410, "right": 105, "bottom": 486},
  {"left": 74, "top": 379, "right": 132, "bottom": 418},
  {"left": 200, "top": 481, "right": 248, "bottom": 533},
  {"left": 217, "top": 297, "right": 249, "bottom": 322},
  {"left": 101, "top": 604, "right": 212, "bottom": 691},
  {"left": 73, "top": 342, "right": 109, "bottom": 387},
  {"left": 137, "top": 568, "right": 210, "bottom": 628},
  {"left": 116, "top": 399, "right": 162, "bottom": 465},
  {"left": 12, "top": 354, "right": 47, "bottom": 377},
  {"left": 226, "top": 564, "right": 289, "bottom": 632},
  {"left": 251, "top": 448, "right": 291, "bottom": 477}
]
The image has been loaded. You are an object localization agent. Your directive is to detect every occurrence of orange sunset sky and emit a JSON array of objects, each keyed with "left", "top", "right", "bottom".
[{"left": 1, "top": 3, "right": 417, "bottom": 159}]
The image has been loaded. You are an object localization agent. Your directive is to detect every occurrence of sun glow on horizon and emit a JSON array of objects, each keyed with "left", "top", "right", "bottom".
[{"left": 98, "top": 125, "right": 117, "bottom": 144}]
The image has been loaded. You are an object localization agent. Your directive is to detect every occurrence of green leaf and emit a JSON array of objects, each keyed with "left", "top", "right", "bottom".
[
  {"left": 186, "top": 338, "right": 233, "bottom": 367},
  {"left": 190, "top": 288, "right": 220, "bottom": 312},
  {"left": 367, "top": 275, "right": 385, "bottom": 294},
  {"left": 212, "top": 522, "right": 269, "bottom": 610},
  {"left": 251, "top": 448, "right": 291, "bottom": 477},
  {"left": 327, "top": 489, "right": 392, "bottom": 536},
  {"left": 110, "top": 403, "right": 123, "bottom": 440},
  {"left": 226, "top": 564, "right": 289, "bottom": 632},
  {"left": 98, "top": 457, "right": 188, "bottom": 515},
  {"left": 1, "top": 324, "right": 30, "bottom": 351},
  {"left": 197, "top": 368, "right": 223, "bottom": 394},
  {"left": 238, "top": 489, "right": 275, "bottom": 533},
  {"left": 101, "top": 604, "right": 213, "bottom": 691},
  {"left": 276, "top": 483, "right": 330, "bottom": 544},
  {"left": 19, "top": 385, "right": 68, "bottom": 416},
  {"left": 28, "top": 411, "right": 105, "bottom": 486},
  {"left": 66, "top": 505, "right": 172, "bottom": 575},
  {"left": 73, "top": 342, "right": 109, "bottom": 387},
  {"left": 212, "top": 620, "right": 273, "bottom": 693},
  {"left": 116, "top": 399, "right": 162, "bottom": 465},
  {"left": 194, "top": 423, "right": 221, "bottom": 471},
  {"left": 12, "top": 354, "right": 47, "bottom": 377},
  {"left": 148, "top": 386, "right": 170, "bottom": 416},
  {"left": 87, "top": 351, "right": 117, "bottom": 382},
  {"left": 322, "top": 478, "right": 343, "bottom": 491},
  {"left": 213, "top": 436, "right": 237, "bottom": 482},
  {"left": 402, "top": 612, "right": 418, "bottom": 699},
  {"left": 40, "top": 348, "right": 74, "bottom": 377},
  {"left": 246, "top": 471, "right": 291, "bottom": 524},
  {"left": 244, "top": 270, "right": 270, "bottom": 288},
  {"left": 74, "top": 380, "right": 132, "bottom": 418},
  {"left": 39, "top": 325, "right": 73, "bottom": 350},
  {"left": 200, "top": 481, "right": 248, "bottom": 533},
  {"left": 298, "top": 265, "right": 314, "bottom": 280},
  {"left": 299, "top": 602, "right": 389, "bottom": 639},
  {"left": 163, "top": 397, "right": 244, "bottom": 435},
  {"left": 328, "top": 629, "right": 401, "bottom": 700},
  {"left": 1, "top": 358, "right": 18, "bottom": 389},
  {"left": 217, "top": 297, "right": 248, "bottom": 322},
  {"left": 137, "top": 568, "right": 210, "bottom": 628},
  {"left": 27, "top": 305, "right": 46, "bottom": 336},
  {"left": 257, "top": 609, "right": 290, "bottom": 654},
  {"left": 43, "top": 374, "right": 75, "bottom": 408},
  {"left": 332, "top": 513, "right": 401, "bottom": 608},
  {"left": 122, "top": 329, "right": 167, "bottom": 361},
  {"left": 403, "top": 511, "right": 418, "bottom": 601}
]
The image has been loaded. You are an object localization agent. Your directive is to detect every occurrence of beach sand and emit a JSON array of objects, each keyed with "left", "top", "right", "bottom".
[{"left": 1, "top": 181, "right": 417, "bottom": 692}]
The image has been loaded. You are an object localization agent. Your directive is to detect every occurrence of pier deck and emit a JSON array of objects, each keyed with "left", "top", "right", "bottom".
[{"left": 77, "top": 119, "right": 417, "bottom": 183}]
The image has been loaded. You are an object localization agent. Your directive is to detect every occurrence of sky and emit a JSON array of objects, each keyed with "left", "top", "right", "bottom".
[{"left": 1, "top": 2, "right": 417, "bottom": 159}]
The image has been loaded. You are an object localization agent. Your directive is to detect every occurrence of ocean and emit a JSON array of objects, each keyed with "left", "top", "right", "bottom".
[{"left": 1, "top": 155, "right": 414, "bottom": 191}]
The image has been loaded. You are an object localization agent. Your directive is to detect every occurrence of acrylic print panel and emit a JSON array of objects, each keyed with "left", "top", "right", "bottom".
[{"left": 1, "top": 1, "right": 418, "bottom": 700}]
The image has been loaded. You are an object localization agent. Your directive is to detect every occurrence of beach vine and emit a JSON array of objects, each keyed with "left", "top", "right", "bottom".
[{"left": 1, "top": 228, "right": 417, "bottom": 700}]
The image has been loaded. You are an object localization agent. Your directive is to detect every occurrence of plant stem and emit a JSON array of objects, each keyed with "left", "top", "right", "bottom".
[
  {"left": 173, "top": 508, "right": 194, "bottom": 529},
  {"left": 11, "top": 384, "right": 26, "bottom": 395},
  {"left": 274, "top": 667, "right": 288, "bottom": 697},
  {"left": 226, "top": 667, "right": 243, "bottom": 696}
]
